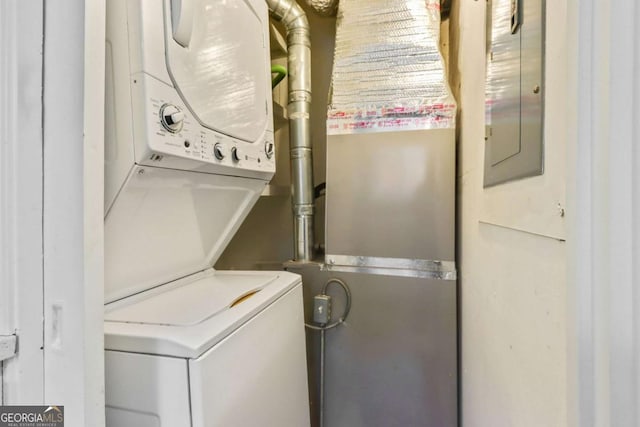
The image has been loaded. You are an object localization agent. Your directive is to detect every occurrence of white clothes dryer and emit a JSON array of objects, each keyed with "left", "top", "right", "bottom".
[{"left": 103, "top": 0, "right": 310, "bottom": 425}]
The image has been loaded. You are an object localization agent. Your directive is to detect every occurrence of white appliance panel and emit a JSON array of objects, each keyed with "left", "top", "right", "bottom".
[
  {"left": 104, "top": 167, "right": 266, "bottom": 303},
  {"left": 105, "top": 351, "right": 191, "bottom": 427},
  {"left": 164, "top": 0, "right": 269, "bottom": 143},
  {"left": 105, "top": 0, "right": 136, "bottom": 210},
  {"left": 126, "top": 0, "right": 172, "bottom": 84},
  {"left": 189, "top": 285, "right": 310, "bottom": 427},
  {"left": 130, "top": 73, "right": 275, "bottom": 176}
]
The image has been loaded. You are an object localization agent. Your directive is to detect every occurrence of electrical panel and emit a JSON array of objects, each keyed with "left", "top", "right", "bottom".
[{"left": 484, "top": 0, "right": 545, "bottom": 187}]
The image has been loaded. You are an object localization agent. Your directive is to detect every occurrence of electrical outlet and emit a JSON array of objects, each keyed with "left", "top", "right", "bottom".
[{"left": 313, "top": 294, "right": 332, "bottom": 325}]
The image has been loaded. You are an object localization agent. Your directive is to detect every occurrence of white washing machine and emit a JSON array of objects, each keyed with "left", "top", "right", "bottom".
[
  {"left": 104, "top": 0, "right": 310, "bottom": 426},
  {"left": 104, "top": 270, "right": 309, "bottom": 427}
]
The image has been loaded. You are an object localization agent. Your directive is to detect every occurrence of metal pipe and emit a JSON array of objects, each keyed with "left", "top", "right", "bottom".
[
  {"left": 304, "top": 278, "right": 352, "bottom": 426},
  {"left": 266, "top": 0, "right": 315, "bottom": 261},
  {"left": 319, "top": 328, "right": 326, "bottom": 427}
]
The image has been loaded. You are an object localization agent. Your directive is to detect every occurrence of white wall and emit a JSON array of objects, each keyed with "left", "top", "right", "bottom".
[
  {"left": 566, "top": 0, "right": 640, "bottom": 424},
  {"left": 450, "top": 0, "right": 568, "bottom": 425}
]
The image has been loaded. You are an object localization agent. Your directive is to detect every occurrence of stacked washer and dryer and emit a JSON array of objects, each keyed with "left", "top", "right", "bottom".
[{"left": 103, "top": 0, "right": 310, "bottom": 426}]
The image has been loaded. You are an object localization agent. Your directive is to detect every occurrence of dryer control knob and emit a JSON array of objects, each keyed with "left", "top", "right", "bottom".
[
  {"left": 265, "top": 141, "right": 275, "bottom": 159},
  {"left": 231, "top": 147, "right": 241, "bottom": 162},
  {"left": 160, "top": 104, "right": 184, "bottom": 133},
  {"left": 213, "top": 143, "right": 225, "bottom": 160}
]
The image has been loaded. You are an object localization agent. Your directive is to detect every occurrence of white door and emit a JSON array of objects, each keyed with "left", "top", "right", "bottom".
[
  {"left": 1, "top": 1, "right": 106, "bottom": 422},
  {"left": 165, "top": 0, "right": 270, "bottom": 142},
  {"left": 0, "top": 0, "right": 45, "bottom": 404}
]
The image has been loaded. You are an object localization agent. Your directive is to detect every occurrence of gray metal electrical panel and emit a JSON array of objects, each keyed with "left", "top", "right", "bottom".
[{"left": 484, "top": 0, "right": 545, "bottom": 187}]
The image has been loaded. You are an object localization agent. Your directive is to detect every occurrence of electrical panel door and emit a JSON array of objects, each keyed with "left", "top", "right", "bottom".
[{"left": 484, "top": 0, "right": 545, "bottom": 187}]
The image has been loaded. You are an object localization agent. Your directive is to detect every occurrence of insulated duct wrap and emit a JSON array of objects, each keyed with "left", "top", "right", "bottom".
[
  {"left": 303, "top": 0, "right": 339, "bottom": 16},
  {"left": 327, "top": 0, "right": 456, "bottom": 135}
]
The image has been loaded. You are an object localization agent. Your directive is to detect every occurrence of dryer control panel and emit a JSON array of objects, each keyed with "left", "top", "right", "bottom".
[{"left": 131, "top": 74, "right": 275, "bottom": 179}]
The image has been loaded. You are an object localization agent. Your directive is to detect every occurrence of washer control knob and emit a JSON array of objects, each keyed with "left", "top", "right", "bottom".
[
  {"left": 231, "top": 147, "right": 241, "bottom": 162},
  {"left": 159, "top": 104, "right": 184, "bottom": 133},
  {"left": 213, "top": 143, "right": 225, "bottom": 160},
  {"left": 265, "top": 141, "right": 275, "bottom": 159}
]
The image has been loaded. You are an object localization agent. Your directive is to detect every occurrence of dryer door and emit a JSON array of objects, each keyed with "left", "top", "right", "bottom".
[{"left": 164, "top": 0, "right": 269, "bottom": 143}]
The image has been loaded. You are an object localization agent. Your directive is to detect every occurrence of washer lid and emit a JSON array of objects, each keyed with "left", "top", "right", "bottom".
[
  {"left": 104, "top": 165, "right": 266, "bottom": 303},
  {"left": 164, "top": 0, "right": 269, "bottom": 142},
  {"left": 104, "top": 270, "right": 302, "bottom": 358},
  {"left": 105, "top": 272, "right": 276, "bottom": 326}
]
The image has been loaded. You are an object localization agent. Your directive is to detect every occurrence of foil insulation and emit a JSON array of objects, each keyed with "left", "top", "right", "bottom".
[
  {"left": 327, "top": 0, "right": 456, "bottom": 135},
  {"left": 303, "top": 0, "right": 339, "bottom": 16}
]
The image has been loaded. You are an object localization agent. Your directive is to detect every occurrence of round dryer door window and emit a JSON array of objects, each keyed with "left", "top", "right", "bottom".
[{"left": 164, "top": 0, "right": 269, "bottom": 143}]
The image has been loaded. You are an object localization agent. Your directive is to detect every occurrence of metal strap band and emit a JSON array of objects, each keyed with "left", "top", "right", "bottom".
[{"left": 324, "top": 255, "right": 457, "bottom": 280}]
